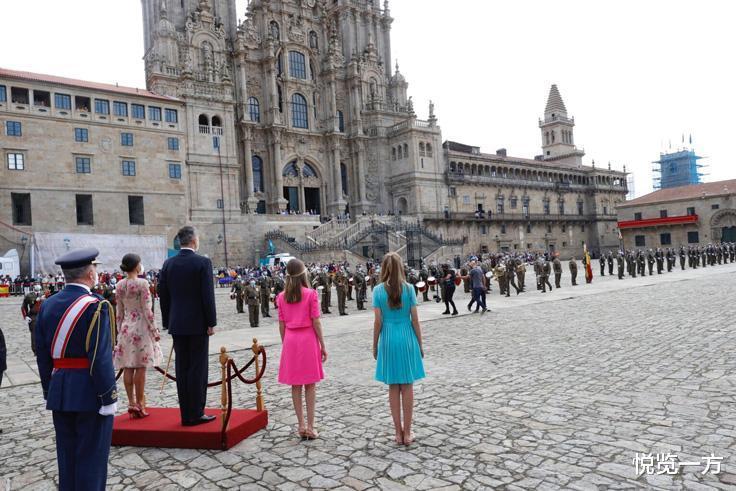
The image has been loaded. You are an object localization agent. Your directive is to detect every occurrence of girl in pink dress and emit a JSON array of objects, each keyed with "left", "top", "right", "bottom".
[
  {"left": 113, "top": 253, "right": 163, "bottom": 418},
  {"left": 276, "top": 258, "right": 327, "bottom": 440}
]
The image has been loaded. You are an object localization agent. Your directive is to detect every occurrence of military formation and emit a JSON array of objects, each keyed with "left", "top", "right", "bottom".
[{"left": 227, "top": 262, "right": 373, "bottom": 326}]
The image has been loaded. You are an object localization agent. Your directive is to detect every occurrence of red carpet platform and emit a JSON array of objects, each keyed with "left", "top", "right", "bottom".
[{"left": 112, "top": 407, "right": 268, "bottom": 450}]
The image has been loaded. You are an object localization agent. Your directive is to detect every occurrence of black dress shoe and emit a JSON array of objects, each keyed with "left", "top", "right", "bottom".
[{"left": 183, "top": 415, "right": 216, "bottom": 426}]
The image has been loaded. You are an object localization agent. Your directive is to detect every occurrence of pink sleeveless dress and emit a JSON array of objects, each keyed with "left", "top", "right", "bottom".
[{"left": 276, "top": 287, "right": 324, "bottom": 385}]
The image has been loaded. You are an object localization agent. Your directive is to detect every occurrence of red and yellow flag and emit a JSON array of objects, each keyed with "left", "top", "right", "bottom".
[{"left": 583, "top": 243, "right": 593, "bottom": 283}]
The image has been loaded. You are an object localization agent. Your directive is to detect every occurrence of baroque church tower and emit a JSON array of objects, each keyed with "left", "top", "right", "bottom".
[{"left": 539, "top": 84, "right": 584, "bottom": 167}]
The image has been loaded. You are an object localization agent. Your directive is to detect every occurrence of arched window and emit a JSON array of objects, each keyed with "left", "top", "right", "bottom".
[
  {"left": 247, "top": 97, "right": 260, "bottom": 122},
  {"left": 403, "top": 143, "right": 408, "bottom": 157},
  {"left": 337, "top": 110, "right": 344, "bottom": 132},
  {"left": 283, "top": 161, "right": 299, "bottom": 177},
  {"left": 270, "top": 21, "right": 280, "bottom": 40},
  {"left": 397, "top": 145, "right": 403, "bottom": 159},
  {"left": 551, "top": 131, "right": 555, "bottom": 143},
  {"left": 291, "top": 93, "right": 308, "bottom": 129},
  {"left": 303, "top": 163, "right": 317, "bottom": 178},
  {"left": 392, "top": 148, "right": 396, "bottom": 161},
  {"left": 340, "top": 163, "right": 348, "bottom": 195},
  {"left": 309, "top": 31, "right": 319, "bottom": 50},
  {"left": 252, "top": 155, "right": 264, "bottom": 193},
  {"left": 419, "top": 142, "right": 425, "bottom": 156},
  {"left": 212, "top": 115, "right": 222, "bottom": 127},
  {"left": 198, "top": 114, "right": 209, "bottom": 126},
  {"left": 289, "top": 51, "right": 307, "bottom": 79},
  {"left": 426, "top": 143, "right": 432, "bottom": 157}
]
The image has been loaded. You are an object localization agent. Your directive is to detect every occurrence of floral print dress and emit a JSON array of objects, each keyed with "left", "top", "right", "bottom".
[{"left": 113, "top": 277, "right": 163, "bottom": 369}]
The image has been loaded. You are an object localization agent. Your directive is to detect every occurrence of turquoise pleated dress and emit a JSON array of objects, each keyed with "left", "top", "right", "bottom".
[{"left": 373, "top": 283, "right": 426, "bottom": 385}]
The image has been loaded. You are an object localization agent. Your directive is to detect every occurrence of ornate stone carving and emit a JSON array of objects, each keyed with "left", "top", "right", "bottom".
[{"left": 287, "top": 14, "right": 305, "bottom": 43}]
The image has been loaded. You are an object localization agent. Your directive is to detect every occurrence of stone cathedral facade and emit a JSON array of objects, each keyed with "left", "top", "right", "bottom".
[{"left": 142, "top": 0, "right": 444, "bottom": 221}]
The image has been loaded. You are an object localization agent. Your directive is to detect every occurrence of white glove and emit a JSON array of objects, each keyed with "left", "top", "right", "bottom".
[
  {"left": 98, "top": 402, "right": 118, "bottom": 416},
  {"left": 25, "top": 316, "right": 32, "bottom": 324}
]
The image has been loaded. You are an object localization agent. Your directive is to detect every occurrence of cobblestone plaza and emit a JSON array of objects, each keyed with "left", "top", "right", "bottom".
[{"left": 1, "top": 264, "right": 734, "bottom": 490}]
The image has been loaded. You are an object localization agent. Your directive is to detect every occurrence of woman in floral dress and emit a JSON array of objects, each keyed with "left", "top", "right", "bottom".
[{"left": 113, "top": 253, "right": 163, "bottom": 418}]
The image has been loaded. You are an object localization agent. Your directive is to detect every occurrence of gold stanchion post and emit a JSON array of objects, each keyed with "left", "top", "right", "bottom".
[
  {"left": 219, "top": 346, "right": 229, "bottom": 431},
  {"left": 252, "top": 338, "right": 265, "bottom": 412}
]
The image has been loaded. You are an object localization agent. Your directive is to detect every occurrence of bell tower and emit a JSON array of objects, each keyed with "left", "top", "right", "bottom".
[{"left": 539, "top": 84, "right": 584, "bottom": 166}]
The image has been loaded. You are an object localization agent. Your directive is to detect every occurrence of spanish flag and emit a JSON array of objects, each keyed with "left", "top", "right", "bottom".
[{"left": 584, "top": 243, "right": 593, "bottom": 283}]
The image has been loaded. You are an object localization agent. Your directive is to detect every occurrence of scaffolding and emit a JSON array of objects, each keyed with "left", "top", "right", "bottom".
[{"left": 652, "top": 148, "right": 706, "bottom": 190}]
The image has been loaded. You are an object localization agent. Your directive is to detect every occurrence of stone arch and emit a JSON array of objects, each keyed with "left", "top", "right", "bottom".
[{"left": 397, "top": 197, "right": 408, "bottom": 215}]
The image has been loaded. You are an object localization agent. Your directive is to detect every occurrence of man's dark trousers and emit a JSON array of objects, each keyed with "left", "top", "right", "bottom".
[
  {"left": 472, "top": 286, "right": 486, "bottom": 311},
  {"left": 173, "top": 335, "right": 209, "bottom": 423}
]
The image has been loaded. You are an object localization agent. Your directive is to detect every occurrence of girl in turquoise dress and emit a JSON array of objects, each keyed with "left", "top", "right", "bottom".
[{"left": 372, "top": 252, "right": 425, "bottom": 445}]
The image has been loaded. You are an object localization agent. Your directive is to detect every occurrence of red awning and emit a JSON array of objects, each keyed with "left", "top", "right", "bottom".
[{"left": 617, "top": 215, "right": 698, "bottom": 229}]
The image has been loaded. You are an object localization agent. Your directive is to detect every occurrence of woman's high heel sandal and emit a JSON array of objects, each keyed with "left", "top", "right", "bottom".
[
  {"left": 128, "top": 404, "right": 143, "bottom": 419},
  {"left": 139, "top": 396, "right": 150, "bottom": 418}
]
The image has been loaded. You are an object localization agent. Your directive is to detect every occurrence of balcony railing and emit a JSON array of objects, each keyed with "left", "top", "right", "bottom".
[
  {"left": 424, "top": 212, "right": 606, "bottom": 223},
  {"left": 199, "top": 125, "right": 224, "bottom": 135}
]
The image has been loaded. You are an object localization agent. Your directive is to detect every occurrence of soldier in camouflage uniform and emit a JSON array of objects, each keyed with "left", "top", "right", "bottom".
[
  {"left": 230, "top": 277, "right": 245, "bottom": 314},
  {"left": 244, "top": 280, "right": 260, "bottom": 328},
  {"left": 569, "top": 256, "right": 578, "bottom": 285},
  {"left": 259, "top": 276, "right": 272, "bottom": 318},
  {"left": 335, "top": 270, "right": 348, "bottom": 316}
]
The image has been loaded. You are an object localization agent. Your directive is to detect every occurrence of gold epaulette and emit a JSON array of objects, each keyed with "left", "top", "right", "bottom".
[{"left": 85, "top": 299, "right": 117, "bottom": 375}]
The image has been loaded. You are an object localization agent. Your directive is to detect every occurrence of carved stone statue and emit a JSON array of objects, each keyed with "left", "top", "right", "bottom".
[{"left": 407, "top": 96, "right": 414, "bottom": 113}]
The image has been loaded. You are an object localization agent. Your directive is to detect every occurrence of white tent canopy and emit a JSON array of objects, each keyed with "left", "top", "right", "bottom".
[
  {"left": 33, "top": 232, "right": 167, "bottom": 274},
  {"left": 0, "top": 249, "right": 20, "bottom": 277}
]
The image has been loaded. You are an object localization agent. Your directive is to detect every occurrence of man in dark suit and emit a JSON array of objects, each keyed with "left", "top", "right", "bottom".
[{"left": 159, "top": 226, "right": 217, "bottom": 426}]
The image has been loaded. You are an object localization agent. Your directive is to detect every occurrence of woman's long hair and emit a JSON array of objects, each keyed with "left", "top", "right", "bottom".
[
  {"left": 284, "top": 258, "right": 309, "bottom": 304},
  {"left": 380, "top": 252, "right": 405, "bottom": 309}
]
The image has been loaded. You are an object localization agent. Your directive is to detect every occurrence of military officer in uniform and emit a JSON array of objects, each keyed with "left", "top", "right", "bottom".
[
  {"left": 515, "top": 259, "right": 526, "bottom": 292},
  {"left": 230, "top": 277, "right": 245, "bottom": 314},
  {"left": 540, "top": 257, "right": 553, "bottom": 293},
  {"left": 35, "top": 248, "right": 117, "bottom": 491},
  {"left": 607, "top": 251, "right": 614, "bottom": 276},
  {"left": 504, "top": 259, "right": 520, "bottom": 296},
  {"left": 315, "top": 270, "right": 332, "bottom": 314},
  {"left": 244, "top": 280, "right": 260, "bottom": 327},
  {"left": 354, "top": 271, "right": 367, "bottom": 310},
  {"left": 22, "top": 284, "right": 44, "bottom": 356},
  {"left": 679, "top": 246, "right": 687, "bottom": 270},
  {"left": 335, "top": 270, "right": 349, "bottom": 316},
  {"left": 259, "top": 276, "right": 272, "bottom": 318},
  {"left": 599, "top": 254, "right": 606, "bottom": 277},
  {"left": 569, "top": 256, "right": 578, "bottom": 285},
  {"left": 346, "top": 269, "right": 354, "bottom": 301},
  {"left": 656, "top": 248, "right": 664, "bottom": 274},
  {"left": 616, "top": 252, "right": 625, "bottom": 279},
  {"left": 552, "top": 255, "right": 563, "bottom": 288},
  {"left": 647, "top": 250, "right": 655, "bottom": 275}
]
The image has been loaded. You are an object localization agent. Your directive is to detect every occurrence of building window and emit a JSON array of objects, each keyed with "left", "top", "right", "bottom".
[
  {"left": 660, "top": 233, "right": 671, "bottom": 245},
  {"left": 120, "top": 132, "right": 134, "bottom": 146},
  {"left": 480, "top": 224, "right": 487, "bottom": 235},
  {"left": 558, "top": 201, "right": 565, "bottom": 214},
  {"left": 500, "top": 224, "right": 506, "bottom": 234},
  {"left": 543, "top": 200, "right": 550, "bottom": 215},
  {"left": 340, "top": 162, "right": 348, "bottom": 195},
  {"left": 55, "top": 93, "right": 72, "bottom": 110},
  {"left": 94, "top": 99, "right": 110, "bottom": 115},
  {"left": 546, "top": 224, "right": 552, "bottom": 233},
  {"left": 687, "top": 231, "right": 699, "bottom": 244},
  {"left": 510, "top": 197, "right": 517, "bottom": 209},
  {"left": 289, "top": 51, "right": 307, "bottom": 79},
  {"left": 7, "top": 153, "right": 24, "bottom": 170},
  {"left": 577, "top": 201, "right": 584, "bottom": 215},
  {"left": 6, "top": 121, "right": 22, "bottom": 136},
  {"left": 603, "top": 206, "right": 608, "bottom": 215},
  {"left": 291, "top": 93, "right": 308, "bottom": 129},
  {"left": 148, "top": 106, "right": 162, "bottom": 121},
  {"left": 32, "top": 90, "right": 49, "bottom": 107},
  {"left": 76, "top": 194, "right": 94, "bottom": 225},
  {"left": 11, "top": 87, "right": 29, "bottom": 104},
  {"left": 75, "top": 156, "right": 91, "bottom": 174},
  {"left": 634, "top": 212, "right": 642, "bottom": 220},
  {"left": 11, "top": 193, "right": 32, "bottom": 226},
  {"left": 164, "top": 108, "right": 178, "bottom": 123},
  {"left": 75, "top": 96, "right": 90, "bottom": 112},
  {"left": 496, "top": 197, "right": 504, "bottom": 214},
  {"left": 167, "top": 137, "right": 179, "bottom": 151},
  {"left": 337, "top": 110, "right": 345, "bottom": 132},
  {"left": 168, "top": 162, "right": 182, "bottom": 179},
  {"left": 659, "top": 209, "right": 668, "bottom": 218},
  {"left": 687, "top": 207, "right": 696, "bottom": 216},
  {"left": 449, "top": 187, "right": 456, "bottom": 197},
  {"left": 128, "top": 196, "right": 144, "bottom": 225},
  {"left": 562, "top": 224, "right": 566, "bottom": 233},
  {"left": 132, "top": 103, "right": 145, "bottom": 119},
  {"left": 426, "top": 143, "right": 433, "bottom": 157},
  {"left": 252, "top": 156, "right": 264, "bottom": 193},
  {"left": 0, "top": 85, "right": 5, "bottom": 102},
  {"left": 712, "top": 204, "right": 720, "bottom": 210},
  {"left": 635, "top": 235, "right": 645, "bottom": 247},
  {"left": 121, "top": 160, "right": 136, "bottom": 176},
  {"left": 74, "top": 128, "right": 88, "bottom": 142},
  {"left": 397, "top": 145, "right": 403, "bottom": 159},
  {"left": 581, "top": 224, "right": 585, "bottom": 232},
  {"left": 248, "top": 97, "right": 260, "bottom": 122},
  {"left": 526, "top": 223, "right": 531, "bottom": 233},
  {"left": 113, "top": 101, "right": 128, "bottom": 117},
  {"left": 522, "top": 198, "right": 530, "bottom": 217},
  {"left": 213, "top": 136, "right": 220, "bottom": 149},
  {"left": 217, "top": 199, "right": 224, "bottom": 209}
]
